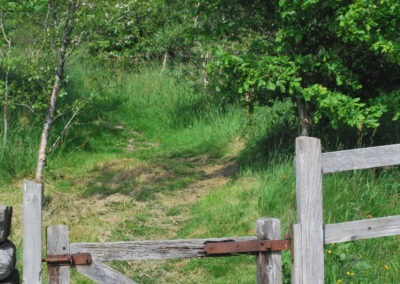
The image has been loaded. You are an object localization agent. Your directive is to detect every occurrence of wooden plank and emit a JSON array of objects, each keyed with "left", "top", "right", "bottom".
[
  {"left": 70, "top": 236, "right": 256, "bottom": 261},
  {"left": 291, "top": 224, "right": 302, "bottom": 284},
  {"left": 75, "top": 260, "right": 137, "bottom": 284},
  {"left": 322, "top": 144, "right": 400, "bottom": 173},
  {"left": 324, "top": 215, "right": 400, "bottom": 244},
  {"left": 256, "top": 218, "right": 282, "bottom": 284},
  {"left": 47, "top": 225, "right": 70, "bottom": 284},
  {"left": 293, "top": 137, "right": 324, "bottom": 284},
  {"left": 23, "top": 180, "right": 42, "bottom": 284}
]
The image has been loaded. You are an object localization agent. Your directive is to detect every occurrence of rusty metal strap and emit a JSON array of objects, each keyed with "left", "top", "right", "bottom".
[
  {"left": 43, "top": 253, "right": 92, "bottom": 266},
  {"left": 204, "top": 239, "right": 290, "bottom": 255}
]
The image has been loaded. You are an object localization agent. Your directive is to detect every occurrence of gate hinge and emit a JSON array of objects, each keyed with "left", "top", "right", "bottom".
[
  {"left": 204, "top": 239, "right": 291, "bottom": 255},
  {"left": 204, "top": 226, "right": 293, "bottom": 256},
  {"left": 43, "top": 253, "right": 92, "bottom": 266}
]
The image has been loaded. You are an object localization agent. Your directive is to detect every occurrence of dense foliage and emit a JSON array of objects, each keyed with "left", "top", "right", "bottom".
[
  {"left": 208, "top": 0, "right": 400, "bottom": 133},
  {"left": 0, "top": 2, "right": 399, "bottom": 283},
  {"left": 0, "top": 0, "right": 399, "bottom": 164}
]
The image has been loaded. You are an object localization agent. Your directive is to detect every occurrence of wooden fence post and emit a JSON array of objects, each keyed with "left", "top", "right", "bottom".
[
  {"left": 256, "top": 218, "right": 282, "bottom": 284},
  {"left": 23, "top": 180, "right": 42, "bottom": 284},
  {"left": 292, "top": 137, "right": 324, "bottom": 284},
  {"left": 47, "top": 225, "right": 70, "bottom": 284}
]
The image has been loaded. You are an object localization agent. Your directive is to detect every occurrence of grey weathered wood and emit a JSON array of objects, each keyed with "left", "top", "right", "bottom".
[
  {"left": 0, "top": 241, "right": 15, "bottom": 280},
  {"left": 324, "top": 215, "right": 400, "bottom": 244},
  {"left": 70, "top": 236, "right": 256, "bottom": 261},
  {"left": 291, "top": 224, "right": 302, "bottom": 284},
  {"left": 322, "top": 144, "right": 400, "bottom": 173},
  {"left": 0, "top": 206, "right": 12, "bottom": 243},
  {"left": 23, "top": 180, "right": 42, "bottom": 284},
  {"left": 256, "top": 218, "right": 282, "bottom": 284},
  {"left": 47, "top": 225, "right": 70, "bottom": 284},
  {"left": 75, "top": 260, "right": 137, "bottom": 284},
  {"left": 293, "top": 137, "right": 324, "bottom": 284}
]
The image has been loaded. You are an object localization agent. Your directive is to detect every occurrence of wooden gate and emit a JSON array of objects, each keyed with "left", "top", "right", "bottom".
[
  {"left": 24, "top": 137, "right": 400, "bottom": 283},
  {"left": 46, "top": 218, "right": 284, "bottom": 283}
]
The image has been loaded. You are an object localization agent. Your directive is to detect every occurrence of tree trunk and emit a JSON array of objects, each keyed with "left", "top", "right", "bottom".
[
  {"left": 1, "top": 15, "right": 11, "bottom": 148},
  {"left": 202, "top": 52, "right": 209, "bottom": 88},
  {"left": 35, "top": 1, "right": 77, "bottom": 183},
  {"left": 298, "top": 99, "right": 311, "bottom": 136},
  {"left": 3, "top": 69, "right": 9, "bottom": 148},
  {"left": 3, "top": 55, "right": 9, "bottom": 148},
  {"left": 35, "top": 74, "right": 62, "bottom": 182},
  {"left": 160, "top": 51, "right": 168, "bottom": 73}
]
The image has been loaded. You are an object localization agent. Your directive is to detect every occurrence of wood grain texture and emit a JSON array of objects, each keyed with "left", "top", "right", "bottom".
[
  {"left": 256, "top": 218, "right": 282, "bottom": 284},
  {"left": 70, "top": 237, "right": 256, "bottom": 261},
  {"left": 294, "top": 137, "right": 324, "bottom": 284},
  {"left": 23, "top": 180, "right": 42, "bottom": 284},
  {"left": 324, "top": 215, "right": 400, "bottom": 244},
  {"left": 75, "top": 261, "right": 137, "bottom": 284},
  {"left": 0, "top": 206, "right": 12, "bottom": 243},
  {"left": 291, "top": 224, "right": 302, "bottom": 284},
  {"left": 47, "top": 225, "right": 70, "bottom": 284},
  {"left": 322, "top": 144, "right": 400, "bottom": 173}
]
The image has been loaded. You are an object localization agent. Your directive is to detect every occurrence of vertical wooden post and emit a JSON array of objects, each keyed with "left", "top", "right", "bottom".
[
  {"left": 292, "top": 137, "right": 324, "bottom": 284},
  {"left": 256, "top": 218, "right": 282, "bottom": 284},
  {"left": 47, "top": 225, "right": 70, "bottom": 284},
  {"left": 23, "top": 180, "right": 42, "bottom": 284}
]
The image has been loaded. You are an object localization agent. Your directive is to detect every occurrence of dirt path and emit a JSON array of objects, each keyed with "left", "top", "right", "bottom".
[
  {"left": 39, "top": 133, "right": 243, "bottom": 283},
  {"left": 43, "top": 152, "right": 240, "bottom": 243}
]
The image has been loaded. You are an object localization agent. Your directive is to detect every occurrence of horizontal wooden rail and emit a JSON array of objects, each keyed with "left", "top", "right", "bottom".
[
  {"left": 70, "top": 216, "right": 400, "bottom": 262},
  {"left": 75, "top": 260, "right": 137, "bottom": 284},
  {"left": 322, "top": 144, "right": 400, "bottom": 173},
  {"left": 70, "top": 237, "right": 256, "bottom": 262},
  {"left": 324, "top": 215, "right": 400, "bottom": 244}
]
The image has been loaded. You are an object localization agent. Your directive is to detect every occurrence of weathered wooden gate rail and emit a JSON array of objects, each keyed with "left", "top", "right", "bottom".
[
  {"left": 23, "top": 138, "right": 400, "bottom": 283},
  {"left": 45, "top": 214, "right": 400, "bottom": 283},
  {"left": 291, "top": 138, "right": 400, "bottom": 284},
  {"left": 69, "top": 215, "right": 400, "bottom": 260},
  {"left": 47, "top": 218, "right": 284, "bottom": 283}
]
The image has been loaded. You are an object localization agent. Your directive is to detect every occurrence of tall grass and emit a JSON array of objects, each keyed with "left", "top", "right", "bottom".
[
  {"left": 0, "top": 62, "right": 398, "bottom": 283},
  {"left": 177, "top": 159, "right": 399, "bottom": 283},
  {"left": 0, "top": 124, "right": 40, "bottom": 180},
  {"left": 323, "top": 169, "right": 399, "bottom": 284},
  {"left": 62, "top": 64, "right": 247, "bottom": 159}
]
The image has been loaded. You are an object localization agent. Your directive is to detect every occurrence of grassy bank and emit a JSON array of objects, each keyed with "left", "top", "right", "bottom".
[{"left": 0, "top": 64, "right": 398, "bottom": 283}]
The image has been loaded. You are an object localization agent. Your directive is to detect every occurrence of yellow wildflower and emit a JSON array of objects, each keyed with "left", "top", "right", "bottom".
[
  {"left": 384, "top": 265, "right": 390, "bottom": 271},
  {"left": 346, "top": 271, "right": 354, "bottom": 276},
  {"left": 336, "top": 279, "right": 343, "bottom": 284},
  {"left": 327, "top": 249, "right": 332, "bottom": 254}
]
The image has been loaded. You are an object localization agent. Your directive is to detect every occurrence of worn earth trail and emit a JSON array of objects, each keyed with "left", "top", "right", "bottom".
[
  {"left": 44, "top": 156, "right": 239, "bottom": 241},
  {"left": 0, "top": 129, "right": 242, "bottom": 282},
  {"left": 39, "top": 132, "right": 243, "bottom": 282}
]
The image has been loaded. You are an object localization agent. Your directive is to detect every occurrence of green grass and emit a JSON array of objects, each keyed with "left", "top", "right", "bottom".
[
  {"left": 0, "top": 124, "right": 40, "bottom": 180},
  {"left": 0, "top": 63, "right": 399, "bottom": 283},
  {"left": 323, "top": 169, "right": 400, "bottom": 284}
]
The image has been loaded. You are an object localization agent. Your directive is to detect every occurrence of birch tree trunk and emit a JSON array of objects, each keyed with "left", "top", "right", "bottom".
[
  {"left": 0, "top": 14, "right": 11, "bottom": 148},
  {"left": 35, "top": 1, "right": 78, "bottom": 183},
  {"left": 160, "top": 51, "right": 168, "bottom": 73}
]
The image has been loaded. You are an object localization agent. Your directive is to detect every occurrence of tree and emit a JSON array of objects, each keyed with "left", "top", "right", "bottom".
[
  {"left": 207, "top": 0, "right": 400, "bottom": 136},
  {"left": 0, "top": 12, "right": 12, "bottom": 148},
  {"left": 35, "top": 0, "right": 80, "bottom": 183}
]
